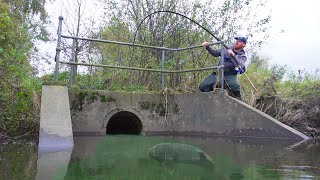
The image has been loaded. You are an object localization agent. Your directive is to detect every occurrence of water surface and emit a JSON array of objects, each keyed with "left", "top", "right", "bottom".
[{"left": 1, "top": 136, "right": 319, "bottom": 180}]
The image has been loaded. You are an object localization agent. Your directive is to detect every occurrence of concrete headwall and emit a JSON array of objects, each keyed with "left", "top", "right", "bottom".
[{"left": 68, "top": 89, "right": 308, "bottom": 140}]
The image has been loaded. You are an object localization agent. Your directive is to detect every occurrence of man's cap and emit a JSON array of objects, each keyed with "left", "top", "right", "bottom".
[{"left": 235, "top": 36, "right": 247, "bottom": 44}]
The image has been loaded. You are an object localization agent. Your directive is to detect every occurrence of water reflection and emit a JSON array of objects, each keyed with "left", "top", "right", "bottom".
[
  {"left": 0, "top": 143, "right": 37, "bottom": 180},
  {"left": 35, "top": 145, "right": 73, "bottom": 180},
  {"left": 63, "top": 136, "right": 319, "bottom": 179},
  {"left": 1, "top": 136, "right": 319, "bottom": 180}
]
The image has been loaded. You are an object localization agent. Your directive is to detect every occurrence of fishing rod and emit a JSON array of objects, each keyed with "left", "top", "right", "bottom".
[
  {"left": 133, "top": 10, "right": 257, "bottom": 91},
  {"left": 133, "top": 11, "right": 226, "bottom": 48},
  {"left": 133, "top": 11, "right": 239, "bottom": 65}
]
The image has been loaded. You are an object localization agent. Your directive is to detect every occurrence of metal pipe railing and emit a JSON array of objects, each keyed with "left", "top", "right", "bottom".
[
  {"left": 219, "top": 44, "right": 225, "bottom": 90},
  {"left": 61, "top": 35, "right": 223, "bottom": 51},
  {"left": 54, "top": 16, "right": 63, "bottom": 80},
  {"left": 161, "top": 50, "right": 165, "bottom": 89},
  {"left": 54, "top": 16, "right": 225, "bottom": 89},
  {"left": 68, "top": 39, "right": 76, "bottom": 87},
  {"left": 60, "top": 61, "right": 221, "bottom": 73}
]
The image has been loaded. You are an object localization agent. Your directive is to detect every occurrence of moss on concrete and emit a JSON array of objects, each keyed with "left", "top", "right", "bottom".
[
  {"left": 156, "top": 102, "right": 165, "bottom": 116},
  {"left": 87, "top": 93, "right": 99, "bottom": 104},
  {"left": 106, "top": 96, "right": 117, "bottom": 103},
  {"left": 140, "top": 101, "right": 178, "bottom": 116},
  {"left": 77, "top": 92, "right": 88, "bottom": 111},
  {"left": 173, "top": 103, "right": 180, "bottom": 114},
  {"left": 100, "top": 95, "right": 106, "bottom": 102},
  {"left": 139, "top": 101, "right": 150, "bottom": 110}
]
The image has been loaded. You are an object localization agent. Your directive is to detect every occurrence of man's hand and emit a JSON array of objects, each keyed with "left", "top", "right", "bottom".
[
  {"left": 202, "top": 42, "right": 209, "bottom": 48},
  {"left": 227, "top": 49, "right": 235, "bottom": 56}
]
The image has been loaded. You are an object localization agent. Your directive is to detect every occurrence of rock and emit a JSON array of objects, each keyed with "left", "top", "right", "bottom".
[{"left": 148, "top": 143, "right": 214, "bottom": 168}]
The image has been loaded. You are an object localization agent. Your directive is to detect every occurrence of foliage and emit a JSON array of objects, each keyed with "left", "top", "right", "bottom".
[
  {"left": 2, "top": 0, "right": 47, "bottom": 19},
  {"left": 0, "top": 1, "right": 42, "bottom": 137},
  {"left": 2, "top": 0, "right": 49, "bottom": 40},
  {"left": 41, "top": 71, "right": 151, "bottom": 93},
  {"left": 239, "top": 54, "right": 320, "bottom": 136},
  {"left": 90, "top": 0, "right": 271, "bottom": 91},
  {"left": 240, "top": 54, "right": 320, "bottom": 100},
  {"left": 278, "top": 69, "right": 320, "bottom": 98}
]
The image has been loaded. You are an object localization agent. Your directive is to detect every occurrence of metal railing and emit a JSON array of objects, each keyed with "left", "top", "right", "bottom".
[{"left": 54, "top": 16, "right": 225, "bottom": 90}]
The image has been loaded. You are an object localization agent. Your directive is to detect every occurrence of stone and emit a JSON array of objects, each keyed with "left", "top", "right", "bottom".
[{"left": 148, "top": 143, "right": 214, "bottom": 168}]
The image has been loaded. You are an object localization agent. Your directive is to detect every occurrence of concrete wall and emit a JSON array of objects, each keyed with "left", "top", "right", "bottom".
[
  {"left": 68, "top": 89, "right": 309, "bottom": 140},
  {"left": 39, "top": 86, "right": 74, "bottom": 149}
]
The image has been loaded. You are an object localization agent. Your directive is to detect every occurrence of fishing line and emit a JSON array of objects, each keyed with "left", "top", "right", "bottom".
[
  {"left": 131, "top": 10, "right": 241, "bottom": 68},
  {"left": 130, "top": 10, "right": 259, "bottom": 92}
]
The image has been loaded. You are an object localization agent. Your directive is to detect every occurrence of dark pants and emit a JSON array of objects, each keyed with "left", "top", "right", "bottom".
[{"left": 199, "top": 73, "right": 241, "bottom": 97}]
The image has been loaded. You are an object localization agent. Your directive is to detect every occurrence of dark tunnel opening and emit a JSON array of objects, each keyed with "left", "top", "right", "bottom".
[{"left": 106, "top": 111, "right": 143, "bottom": 135}]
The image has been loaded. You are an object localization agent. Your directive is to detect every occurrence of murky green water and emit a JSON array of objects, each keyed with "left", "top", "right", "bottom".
[{"left": 1, "top": 136, "right": 319, "bottom": 180}]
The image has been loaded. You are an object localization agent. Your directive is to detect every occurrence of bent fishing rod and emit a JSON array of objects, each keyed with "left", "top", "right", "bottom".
[
  {"left": 133, "top": 10, "right": 257, "bottom": 91},
  {"left": 133, "top": 11, "right": 239, "bottom": 64}
]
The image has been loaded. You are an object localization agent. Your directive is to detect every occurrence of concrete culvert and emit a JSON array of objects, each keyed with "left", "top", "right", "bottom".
[{"left": 106, "top": 111, "right": 143, "bottom": 135}]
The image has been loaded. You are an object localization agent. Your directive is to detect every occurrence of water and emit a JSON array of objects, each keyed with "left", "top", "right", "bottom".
[{"left": 1, "top": 135, "right": 319, "bottom": 180}]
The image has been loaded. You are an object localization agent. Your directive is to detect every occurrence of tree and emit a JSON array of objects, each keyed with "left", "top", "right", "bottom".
[
  {"left": 0, "top": 0, "right": 50, "bottom": 137},
  {"left": 2, "top": 0, "right": 50, "bottom": 43},
  {"left": 56, "top": 0, "right": 102, "bottom": 75},
  {"left": 0, "top": 2, "right": 33, "bottom": 136},
  {"left": 93, "top": 0, "right": 271, "bottom": 90}
]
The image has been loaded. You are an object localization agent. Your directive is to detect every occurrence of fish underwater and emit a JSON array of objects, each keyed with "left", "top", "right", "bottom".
[{"left": 148, "top": 143, "right": 214, "bottom": 168}]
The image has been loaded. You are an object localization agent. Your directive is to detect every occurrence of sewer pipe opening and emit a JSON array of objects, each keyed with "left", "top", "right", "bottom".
[{"left": 106, "top": 111, "right": 143, "bottom": 135}]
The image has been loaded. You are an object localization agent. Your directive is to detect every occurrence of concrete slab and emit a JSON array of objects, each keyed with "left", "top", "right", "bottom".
[{"left": 39, "top": 85, "right": 74, "bottom": 149}]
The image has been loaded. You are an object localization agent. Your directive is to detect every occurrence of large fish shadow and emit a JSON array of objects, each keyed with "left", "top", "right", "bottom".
[{"left": 148, "top": 143, "right": 214, "bottom": 170}]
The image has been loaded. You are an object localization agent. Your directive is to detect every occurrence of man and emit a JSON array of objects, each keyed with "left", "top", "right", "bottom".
[{"left": 199, "top": 36, "right": 247, "bottom": 98}]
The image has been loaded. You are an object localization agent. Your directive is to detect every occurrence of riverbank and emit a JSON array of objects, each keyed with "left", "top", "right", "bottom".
[
  {"left": 254, "top": 94, "right": 320, "bottom": 138},
  {"left": 0, "top": 132, "right": 38, "bottom": 145}
]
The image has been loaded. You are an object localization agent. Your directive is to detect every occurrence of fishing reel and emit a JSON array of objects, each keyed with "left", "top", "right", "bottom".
[{"left": 234, "top": 67, "right": 245, "bottom": 74}]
